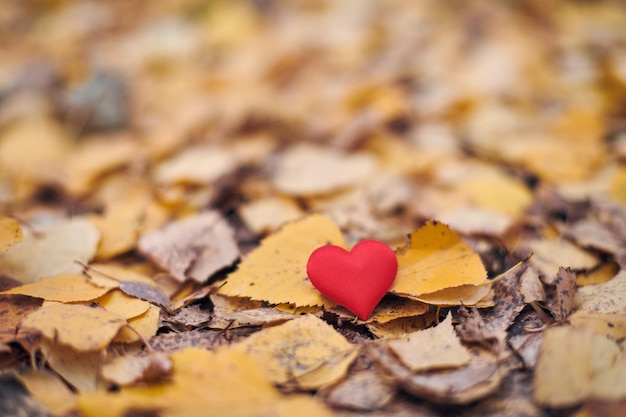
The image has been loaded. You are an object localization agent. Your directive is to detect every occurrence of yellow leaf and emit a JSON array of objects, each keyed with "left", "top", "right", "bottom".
[
  {"left": 461, "top": 171, "right": 532, "bottom": 216},
  {"left": 21, "top": 303, "right": 126, "bottom": 351},
  {"left": 93, "top": 289, "right": 151, "bottom": 319},
  {"left": 16, "top": 369, "right": 77, "bottom": 415},
  {"left": 392, "top": 221, "right": 487, "bottom": 298},
  {"left": 219, "top": 214, "right": 345, "bottom": 307},
  {"left": 415, "top": 283, "right": 492, "bottom": 306},
  {"left": 78, "top": 348, "right": 333, "bottom": 417},
  {"left": 0, "top": 216, "right": 22, "bottom": 253},
  {"left": 41, "top": 340, "right": 104, "bottom": 392},
  {"left": 388, "top": 313, "right": 471, "bottom": 372},
  {"left": 569, "top": 310, "right": 626, "bottom": 343},
  {"left": 367, "top": 296, "right": 429, "bottom": 324},
  {"left": 609, "top": 166, "right": 626, "bottom": 203},
  {"left": 233, "top": 314, "right": 359, "bottom": 389},
  {"left": 2, "top": 274, "right": 115, "bottom": 302},
  {"left": 113, "top": 304, "right": 160, "bottom": 343}
]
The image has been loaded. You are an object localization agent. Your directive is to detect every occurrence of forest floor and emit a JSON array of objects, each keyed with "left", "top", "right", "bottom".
[{"left": 1, "top": 1, "right": 626, "bottom": 416}]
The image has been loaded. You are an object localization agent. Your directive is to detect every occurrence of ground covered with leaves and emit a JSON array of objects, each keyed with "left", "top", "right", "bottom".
[{"left": 1, "top": 1, "right": 626, "bottom": 416}]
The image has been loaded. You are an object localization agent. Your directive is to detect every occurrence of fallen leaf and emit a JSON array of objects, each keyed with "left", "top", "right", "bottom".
[
  {"left": 528, "top": 237, "right": 600, "bottom": 284},
  {"left": 461, "top": 169, "right": 533, "bottom": 216},
  {"left": 577, "top": 262, "right": 619, "bottom": 287},
  {"left": 533, "top": 326, "right": 621, "bottom": 407},
  {"left": 21, "top": 303, "right": 126, "bottom": 351},
  {"left": 366, "top": 314, "right": 434, "bottom": 339},
  {"left": 569, "top": 310, "right": 626, "bottom": 345},
  {"left": 210, "top": 307, "right": 297, "bottom": 330},
  {"left": 93, "top": 289, "right": 151, "bottom": 319},
  {"left": 233, "top": 314, "right": 359, "bottom": 389},
  {"left": 0, "top": 294, "right": 42, "bottom": 345},
  {"left": 2, "top": 274, "right": 114, "bottom": 303},
  {"left": 0, "top": 217, "right": 100, "bottom": 283},
  {"left": 152, "top": 145, "right": 239, "bottom": 185},
  {"left": 119, "top": 280, "right": 171, "bottom": 311},
  {"left": 41, "top": 340, "right": 104, "bottom": 392},
  {"left": 218, "top": 214, "right": 344, "bottom": 307},
  {"left": 321, "top": 368, "right": 395, "bottom": 411},
  {"left": 113, "top": 304, "right": 160, "bottom": 344},
  {"left": 392, "top": 221, "right": 488, "bottom": 299},
  {"left": 78, "top": 348, "right": 334, "bottom": 417},
  {"left": 575, "top": 270, "right": 626, "bottom": 314},
  {"left": 545, "top": 267, "right": 576, "bottom": 322},
  {"left": 388, "top": 313, "right": 471, "bottom": 372},
  {"left": 138, "top": 211, "right": 239, "bottom": 282},
  {"left": 414, "top": 282, "right": 492, "bottom": 306},
  {"left": 0, "top": 373, "right": 52, "bottom": 417},
  {"left": 372, "top": 344, "right": 501, "bottom": 404},
  {"left": 273, "top": 145, "right": 377, "bottom": 196},
  {"left": 238, "top": 197, "right": 303, "bottom": 234},
  {"left": 0, "top": 216, "right": 23, "bottom": 253},
  {"left": 16, "top": 369, "right": 77, "bottom": 415},
  {"left": 101, "top": 352, "right": 172, "bottom": 386},
  {"left": 519, "top": 265, "right": 545, "bottom": 303}
]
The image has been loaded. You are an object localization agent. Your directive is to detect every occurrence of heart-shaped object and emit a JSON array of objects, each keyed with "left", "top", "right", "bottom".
[{"left": 306, "top": 240, "right": 398, "bottom": 320}]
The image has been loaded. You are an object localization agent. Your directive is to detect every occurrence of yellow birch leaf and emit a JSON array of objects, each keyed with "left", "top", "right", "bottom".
[
  {"left": 16, "top": 369, "right": 77, "bottom": 415},
  {"left": 113, "top": 304, "right": 160, "bottom": 343},
  {"left": 569, "top": 310, "right": 626, "bottom": 344},
  {"left": 21, "top": 303, "right": 126, "bottom": 351},
  {"left": 367, "top": 296, "right": 429, "bottom": 324},
  {"left": 577, "top": 262, "right": 619, "bottom": 286},
  {"left": 415, "top": 283, "right": 492, "bottom": 306},
  {"left": 93, "top": 289, "right": 150, "bottom": 319},
  {"left": 0, "top": 216, "right": 22, "bottom": 253},
  {"left": 388, "top": 313, "right": 471, "bottom": 372},
  {"left": 461, "top": 171, "right": 533, "bottom": 216},
  {"left": 367, "top": 315, "right": 433, "bottom": 339},
  {"left": 609, "top": 166, "right": 626, "bottom": 203},
  {"left": 233, "top": 314, "right": 359, "bottom": 389},
  {"left": 2, "top": 274, "right": 115, "bottom": 302},
  {"left": 41, "top": 340, "right": 104, "bottom": 392},
  {"left": 78, "top": 348, "right": 333, "bottom": 417},
  {"left": 392, "top": 221, "right": 487, "bottom": 298},
  {"left": 218, "top": 214, "right": 344, "bottom": 307}
]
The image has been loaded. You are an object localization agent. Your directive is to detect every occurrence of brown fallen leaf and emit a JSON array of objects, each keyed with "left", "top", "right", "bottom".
[
  {"left": 0, "top": 294, "right": 42, "bottom": 346},
  {"left": 545, "top": 267, "right": 576, "bottom": 322},
  {"left": 387, "top": 313, "right": 471, "bottom": 372},
  {"left": 321, "top": 367, "right": 395, "bottom": 411},
  {"left": 138, "top": 211, "right": 239, "bottom": 283},
  {"left": 371, "top": 344, "right": 501, "bottom": 404},
  {"left": 574, "top": 270, "right": 626, "bottom": 314}
]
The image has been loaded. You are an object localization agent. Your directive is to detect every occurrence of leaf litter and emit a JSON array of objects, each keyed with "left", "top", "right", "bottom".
[{"left": 0, "top": 1, "right": 625, "bottom": 416}]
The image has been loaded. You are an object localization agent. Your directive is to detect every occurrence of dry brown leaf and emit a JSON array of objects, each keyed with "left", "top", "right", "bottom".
[
  {"left": 372, "top": 344, "right": 502, "bottom": 404},
  {"left": 0, "top": 216, "right": 23, "bottom": 253},
  {"left": 138, "top": 211, "right": 239, "bottom": 282},
  {"left": 528, "top": 237, "right": 600, "bottom": 284},
  {"left": 545, "top": 267, "right": 576, "bottom": 322},
  {"left": 0, "top": 294, "right": 42, "bottom": 345},
  {"left": 233, "top": 314, "right": 358, "bottom": 389},
  {"left": 218, "top": 214, "right": 343, "bottom": 307},
  {"left": 392, "top": 221, "right": 488, "bottom": 299},
  {"left": 519, "top": 265, "right": 545, "bottom": 303},
  {"left": 321, "top": 368, "right": 395, "bottom": 411},
  {"left": 0, "top": 217, "right": 100, "bottom": 283},
  {"left": 388, "top": 313, "right": 471, "bottom": 372},
  {"left": 366, "top": 314, "right": 435, "bottom": 339},
  {"left": 569, "top": 310, "right": 626, "bottom": 346},
  {"left": 575, "top": 270, "right": 626, "bottom": 314},
  {"left": 210, "top": 307, "right": 297, "bottom": 330}
]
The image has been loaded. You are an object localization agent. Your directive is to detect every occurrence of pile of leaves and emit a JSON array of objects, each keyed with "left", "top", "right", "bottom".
[{"left": 1, "top": 1, "right": 626, "bottom": 416}]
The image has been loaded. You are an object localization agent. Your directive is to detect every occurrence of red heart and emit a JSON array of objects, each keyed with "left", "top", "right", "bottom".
[{"left": 306, "top": 240, "right": 398, "bottom": 320}]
